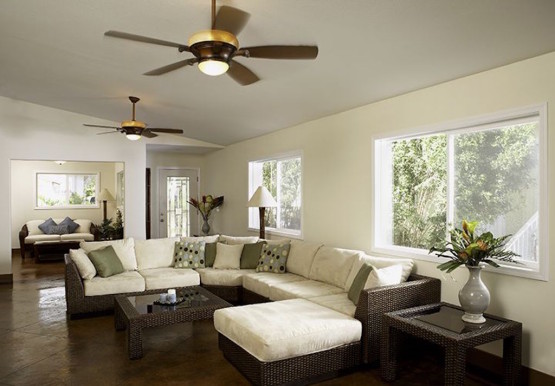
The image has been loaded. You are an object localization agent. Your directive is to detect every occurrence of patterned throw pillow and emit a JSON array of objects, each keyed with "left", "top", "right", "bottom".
[
  {"left": 38, "top": 218, "right": 56, "bottom": 234},
  {"left": 173, "top": 240, "right": 206, "bottom": 269},
  {"left": 58, "top": 217, "right": 80, "bottom": 233},
  {"left": 47, "top": 224, "right": 70, "bottom": 235},
  {"left": 256, "top": 243, "right": 291, "bottom": 274}
]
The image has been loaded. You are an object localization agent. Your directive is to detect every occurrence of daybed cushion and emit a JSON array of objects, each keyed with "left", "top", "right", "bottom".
[
  {"left": 83, "top": 271, "right": 145, "bottom": 296},
  {"left": 196, "top": 268, "right": 256, "bottom": 286},
  {"left": 80, "top": 238, "right": 137, "bottom": 271},
  {"left": 214, "top": 298, "right": 362, "bottom": 362},
  {"left": 307, "top": 293, "right": 357, "bottom": 317},
  {"left": 286, "top": 240, "right": 323, "bottom": 278},
  {"left": 344, "top": 254, "right": 414, "bottom": 291},
  {"left": 219, "top": 235, "right": 259, "bottom": 245},
  {"left": 24, "top": 234, "right": 61, "bottom": 244},
  {"left": 135, "top": 237, "right": 180, "bottom": 270},
  {"left": 269, "top": 279, "right": 345, "bottom": 302},
  {"left": 242, "top": 272, "right": 305, "bottom": 299},
  {"left": 60, "top": 233, "right": 94, "bottom": 242},
  {"left": 308, "top": 246, "right": 362, "bottom": 289},
  {"left": 138, "top": 268, "right": 200, "bottom": 290}
]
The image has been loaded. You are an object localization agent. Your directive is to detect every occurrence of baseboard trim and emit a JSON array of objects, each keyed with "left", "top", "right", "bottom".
[
  {"left": 0, "top": 274, "right": 13, "bottom": 284},
  {"left": 468, "top": 348, "right": 554, "bottom": 386}
]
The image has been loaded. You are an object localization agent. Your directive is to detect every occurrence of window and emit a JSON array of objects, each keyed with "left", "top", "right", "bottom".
[
  {"left": 249, "top": 153, "right": 302, "bottom": 237},
  {"left": 373, "top": 105, "right": 547, "bottom": 280},
  {"left": 36, "top": 173, "right": 99, "bottom": 209}
]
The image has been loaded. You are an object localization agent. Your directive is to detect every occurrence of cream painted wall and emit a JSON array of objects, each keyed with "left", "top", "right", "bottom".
[
  {"left": 204, "top": 52, "right": 555, "bottom": 376},
  {"left": 0, "top": 96, "right": 146, "bottom": 275},
  {"left": 10, "top": 160, "right": 122, "bottom": 247},
  {"left": 146, "top": 151, "right": 205, "bottom": 239}
]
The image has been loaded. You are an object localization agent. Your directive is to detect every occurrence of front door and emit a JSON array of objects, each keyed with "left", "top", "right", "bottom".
[{"left": 159, "top": 168, "right": 199, "bottom": 238}]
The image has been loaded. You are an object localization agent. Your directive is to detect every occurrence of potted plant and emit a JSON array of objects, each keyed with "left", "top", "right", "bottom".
[
  {"left": 429, "top": 220, "right": 519, "bottom": 323},
  {"left": 187, "top": 195, "right": 224, "bottom": 235}
]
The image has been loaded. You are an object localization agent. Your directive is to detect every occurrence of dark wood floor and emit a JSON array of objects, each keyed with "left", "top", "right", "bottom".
[{"left": 0, "top": 252, "right": 499, "bottom": 385}]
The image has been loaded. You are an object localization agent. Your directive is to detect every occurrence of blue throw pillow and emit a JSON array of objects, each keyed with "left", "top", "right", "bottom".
[
  {"left": 38, "top": 218, "right": 56, "bottom": 234},
  {"left": 58, "top": 217, "right": 79, "bottom": 233}
]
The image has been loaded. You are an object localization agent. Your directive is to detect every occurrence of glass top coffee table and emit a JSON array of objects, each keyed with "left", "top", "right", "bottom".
[{"left": 114, "top": 286, "right": 231, "bottom": 359}]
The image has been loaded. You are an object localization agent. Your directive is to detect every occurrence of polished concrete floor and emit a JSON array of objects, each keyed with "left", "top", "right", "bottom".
[{"left": 0, "top": 253, "right": 498, "bottom": 385}]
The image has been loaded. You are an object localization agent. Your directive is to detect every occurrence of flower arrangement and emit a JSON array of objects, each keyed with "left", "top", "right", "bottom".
[
  {"left": 429, "top": 220, "right": 520, "bottom": 273},
  {"left": 187, "top": 195, "right": 224, "bottom": 222}
]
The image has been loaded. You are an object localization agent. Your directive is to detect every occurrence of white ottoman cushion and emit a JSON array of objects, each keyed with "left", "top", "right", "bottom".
[
  {"left": 197, "top": 268, "right": 256, "bottom": 286},
  {"left": 269, "top": 280, "right": 344, "bottom": 301},
  {"left": 214, "top": 299, "right": 362, "bottom": 362},
  {"left": 138, "top": 268, "right": 200, "bottom": 290},
  {"left": 243, "top": 272, "right": 305, "bottom": 299}
]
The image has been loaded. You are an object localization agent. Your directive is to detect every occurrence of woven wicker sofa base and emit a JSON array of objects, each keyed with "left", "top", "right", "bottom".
[
  {"left": 242, "top": 288, "right": 271, "bottom": 304},
  {"left": 201, "top": 284, "right": 242, "bottom": 304},
  {"left": 219, "top": 334, "right": 361, "bottom": 386}
]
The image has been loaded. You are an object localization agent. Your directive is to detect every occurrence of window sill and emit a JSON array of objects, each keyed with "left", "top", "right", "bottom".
[
  {"left": 35, "top": 205, "right": 100, "bottom": 210},
  {"left": 248, "top": 227, "right": 303, "bottom": 240}
]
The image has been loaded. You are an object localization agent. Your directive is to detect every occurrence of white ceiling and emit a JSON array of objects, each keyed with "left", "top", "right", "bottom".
[{"left": 1, "top": 0, "right": 555, "bottom": 147}]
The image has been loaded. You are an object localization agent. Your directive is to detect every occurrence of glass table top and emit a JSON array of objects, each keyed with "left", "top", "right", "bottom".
[
  {"left": 414, "top": 305, "right": 505, "bottom": 334},
  {"left": 125, "top": 287, "right": 214, "bottom": 316}
]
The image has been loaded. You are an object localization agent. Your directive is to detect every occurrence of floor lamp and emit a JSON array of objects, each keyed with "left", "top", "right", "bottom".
[
  {"left": 98, "top": 188, "right": 115, "bottom": 221},
  {"left": 247, "top": 186, "right": 277, "bottom": 239}
]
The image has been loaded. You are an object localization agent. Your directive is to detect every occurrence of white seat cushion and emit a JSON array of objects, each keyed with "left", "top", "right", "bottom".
[
  {"left": 345, "top": 254, "right": 414, "bottom": 291},
  {"left": 80, "top": 238, "right": 137, "bottom": 271},
  {"left": 134, "top": 237, "right": 180, "bottom": 270},
  {"left": 60, "top": 233, "right": 94, "bottom": 241},
  {"left": 25, "top": 234, "right": 60, "bottom": 243},
  {"left": 308, "top": 247, "right": 362, "bottom": 289},
  {"left": 286, "top": 240, "right": 323, "bottom": 278},
  {"left": 269, "top": 279, "right": 344, "bottom": 301},
  {"left": 138, "top": 268, "right": 200, "bottom": 290},
  {"left": 214, "top": 298, "right": 362, "bottom": 362},
  {"left": 83, "top": 271, "right": 145, "bottom": 296},
  {"left": 307, "top": 293, "right": 357, "bottom": 317},
  {"left": 196, "top": 268, "right": 256, "bottom": 286},
  {"left": 243, "top": 272, "right": 305, "bottom": 299}
]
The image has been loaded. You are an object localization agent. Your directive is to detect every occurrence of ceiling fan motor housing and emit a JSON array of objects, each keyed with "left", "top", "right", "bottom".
[
  {"left": 121, "top": 120, "right": 146, "bottom": 135},
  {"left": 188, "top": 30, "right": 238, "bottom": 64}
]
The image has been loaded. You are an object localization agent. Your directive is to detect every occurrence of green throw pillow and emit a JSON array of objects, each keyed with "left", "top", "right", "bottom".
[
  {"left": 348, "top": 263, "right": 374, "bottom": 305},
  {"left": 240, "top": 241, "right": 266, "bottom": 269},
  {"left": 204, "top": 242, "right": 218, "bottom": 267},
  {"left": 255, "top": 243, "right": 291, "bottom": 274},
  {"left": 87, "top": 245, "right": 124, "bottom": 278},
  {"left": 174, "top": 240, "right": 206, "bottom": 268}
]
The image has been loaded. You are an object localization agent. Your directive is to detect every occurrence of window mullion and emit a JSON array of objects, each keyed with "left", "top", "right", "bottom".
[
  {"left": 276, "top": 160, "right": 282, "bottom": 230},
  {"left": 446, "top": 133, "right": 455, "bottom": 238}
]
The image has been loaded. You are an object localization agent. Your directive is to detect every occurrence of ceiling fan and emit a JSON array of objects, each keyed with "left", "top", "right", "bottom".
[
  {"left": 103, "top": 0, "right": 318, "bottom": 85},
  {"left": 83, "top": 96, "right": 184, "bottom": 141}
]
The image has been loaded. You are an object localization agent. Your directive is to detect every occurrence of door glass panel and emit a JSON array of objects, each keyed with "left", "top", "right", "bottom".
[{"left": 166, "top": 176, "right": 190, "bottom": 237}]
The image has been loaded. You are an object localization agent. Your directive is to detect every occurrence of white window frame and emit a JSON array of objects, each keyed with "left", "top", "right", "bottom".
[
  {"left": 248, "top": 151, "right": 303, "bottom": 238},
  {"left": 35, "top": 172, "right": 100, "bottom": 210},
  {"left": 372, "top": 104, "right": 548, "bottom": 281}
]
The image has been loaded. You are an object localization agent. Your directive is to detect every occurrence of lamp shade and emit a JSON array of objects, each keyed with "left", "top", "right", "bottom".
[
  {"left": 247, "top": 186, "right": 277, "bottom": 208},
  {"left": 98, "top": 188, "right": 115, "bottom": 202}
]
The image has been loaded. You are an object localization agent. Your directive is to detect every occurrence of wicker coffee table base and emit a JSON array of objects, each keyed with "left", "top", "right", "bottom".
[{"left": 219, "top": 334, "right": 361, "bottom": 386}]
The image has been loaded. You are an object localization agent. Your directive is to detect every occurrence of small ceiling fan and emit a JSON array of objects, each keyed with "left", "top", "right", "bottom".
[
  {"left": 83, "top": 96, "right": 184, "bottom": 140},
  {"left": 104, "top": 0, "right": 318, "bottom": 85}
]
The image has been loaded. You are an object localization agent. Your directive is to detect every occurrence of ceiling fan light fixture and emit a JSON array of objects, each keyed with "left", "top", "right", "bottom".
[
  {"left": 126, "top": 133, "right": 142, "bottom": 141},
  {"left": 198, "top": 59, "right": 229, "bottom": 76}
]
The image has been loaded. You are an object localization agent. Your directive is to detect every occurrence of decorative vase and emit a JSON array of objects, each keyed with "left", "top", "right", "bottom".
[
  {"left": 458, "top": 265, "right": 490, "bottom": 324},
  {"left": 201, "top": 218, "right": 210, "bottom": 235}
]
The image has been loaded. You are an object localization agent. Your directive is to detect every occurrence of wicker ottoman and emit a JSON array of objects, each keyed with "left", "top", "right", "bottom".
[{"left": 214, "top": 298, "right": 362, "bottom": 386}]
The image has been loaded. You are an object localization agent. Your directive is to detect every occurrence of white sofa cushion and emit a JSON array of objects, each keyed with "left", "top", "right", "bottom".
[
  {"left": 24, "top": 234, "right": 61, "bottom": 244},
  {"left": 69, "top": 248, "right": 96, "bottom": 280},
  {"left": 214, "top": 298, "right": 362, "bottom": 362},
  {"left": 307, "top": 293, "right": 357, "bottom": 317},
  {"left": 196, "top": 268, "right": 256, "bottom": 286},
  {"left": 345, "top": 254, "right": 414, "bottom": 291},
  {"left": 60, "top": 233, "right": 94, "bottom": 242},
  {"left": 219, "top": 235, "right": 259, "bottom": 245},
  {"left": 286, "top": 240, "right": 323, "bottom": 278},
  {"left": 80, "top": 238, "right": 137, "bottom": 271},
  {"left": 83, "top": 271, "right": 145, "bottom": 296},
  {"left": 213, "top": 243, "right": 243, "bottom": 269},
  {"left": 269, "top": 279, "right": 345, "bottom": 301},
  {"left": 138, "top": 268, "right": 200, "bottom": 290},
  {"left": 73, "top": 219, "right": 92, "bottom": 234},
  {"left": 26, "top": 218, "right": 92, "bottom": 236},
  {"left": 134, "top": 237, "right": 180, "bottom": 270},
  {"left": 242, "top": 272, "right": 305, "bottom": 299},
  {"left": 308, "top": 246, "right": 361, "bottom": 289}
]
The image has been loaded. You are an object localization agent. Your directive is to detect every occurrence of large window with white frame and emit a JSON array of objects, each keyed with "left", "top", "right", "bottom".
[
  {"left": 373, "top": 105, "right": 548, "bottom": 280},
  {"left": 36, "top": 173, "right": 99, "bottom": 209},
  {"left": 248, "top": 153, "right": 302, "bottom": 237}
]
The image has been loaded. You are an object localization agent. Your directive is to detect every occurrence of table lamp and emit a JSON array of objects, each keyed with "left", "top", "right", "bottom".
[{"left": 247, "top": 186, "right": 278, "bottom": 239}]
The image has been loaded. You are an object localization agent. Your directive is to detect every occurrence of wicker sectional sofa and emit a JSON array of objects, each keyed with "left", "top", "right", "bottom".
[{"left": 64, "top": 235, "right": 440, "bottom": 384}]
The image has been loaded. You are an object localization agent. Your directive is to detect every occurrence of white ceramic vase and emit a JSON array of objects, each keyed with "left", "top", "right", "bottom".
[{"left": 458, "top": 265, "right": 490, "bottom": 324}]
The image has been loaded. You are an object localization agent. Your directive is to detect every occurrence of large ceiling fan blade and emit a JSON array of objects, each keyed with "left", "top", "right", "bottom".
[
  {"left": 141, "top": 130, "right": 158, "bottom": 138},
  {"left": 143, "top": 58, "right": 199, "bottom": 76},
  {"left": 148, "top": 128, "right": 184, "bottom": 134},
  {"left": 213, "top": 6, "right": 251, "bottom": 36},
  {"left": 104, "top": 30, "right": 189, "bottom": 51},
  {"left": 238, "top": 45, "right": 319, "bottom": 60},
  {"left": 227, "top": 60, "right": 260, "bottom": 86},
  {"left": 83, "top": 124, "right": 120, "bottom": 129},
  {"left": 96, "top": 131, "right": 120, "bottom": 135}
]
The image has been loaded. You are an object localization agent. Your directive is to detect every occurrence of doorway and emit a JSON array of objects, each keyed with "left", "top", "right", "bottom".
[{"left": 158, "top": 168, "right": 199, "bottom": 238}]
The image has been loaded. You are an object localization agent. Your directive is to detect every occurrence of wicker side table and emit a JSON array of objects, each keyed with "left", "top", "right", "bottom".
[{"left": 381, "top": 302, "right": 522, "bottom": 386}]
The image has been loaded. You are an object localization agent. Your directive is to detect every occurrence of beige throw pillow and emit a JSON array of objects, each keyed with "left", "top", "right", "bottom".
[
  {"left": 69, "top": 248, "right": 96, "bottom": 280},
  {"left": 364, "top": 264, "right": 404, "bottom": 289},
  {"left": 213, "top": 243, "right": 244, "bottom": 269}
]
